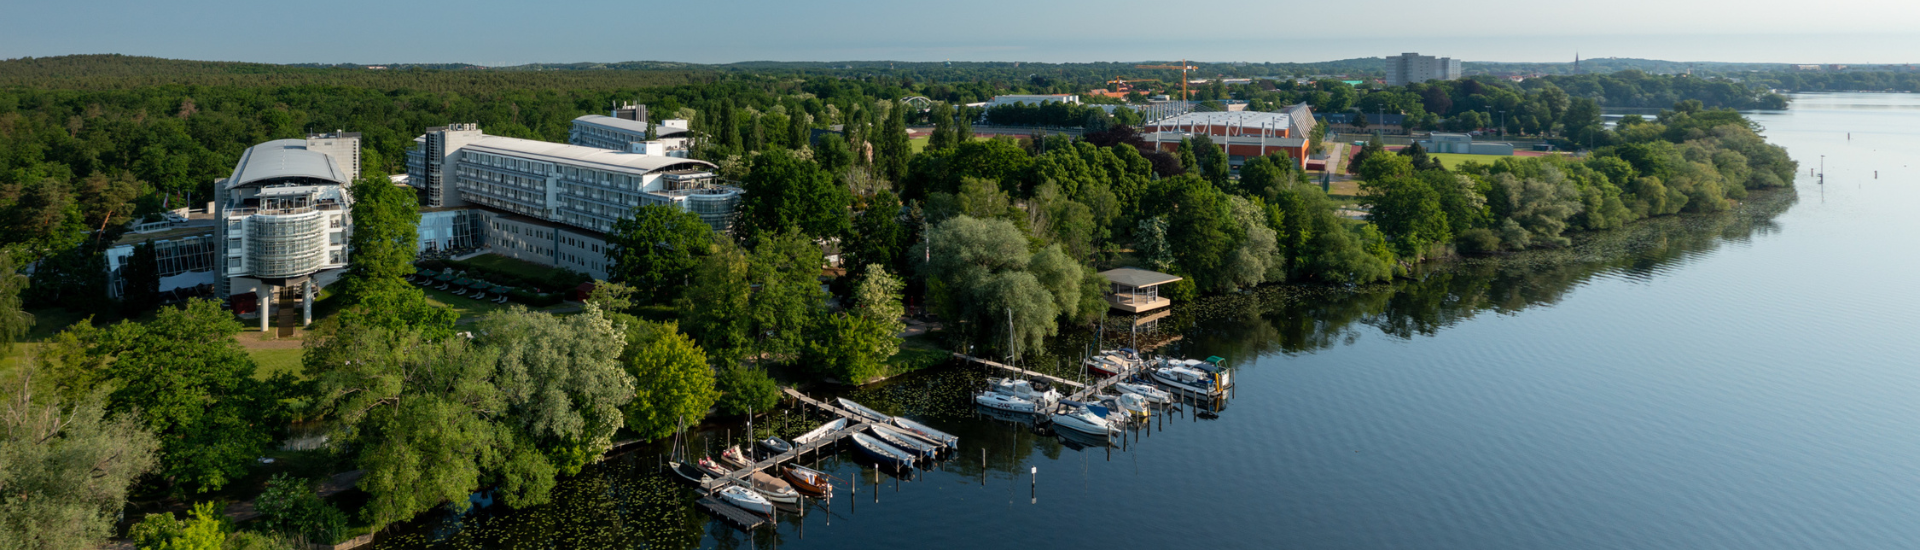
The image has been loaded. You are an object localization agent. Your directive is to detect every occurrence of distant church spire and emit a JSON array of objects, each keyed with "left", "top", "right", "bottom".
[{"left": 1574, "top": 51, "right": 1581, "bottom": 74}]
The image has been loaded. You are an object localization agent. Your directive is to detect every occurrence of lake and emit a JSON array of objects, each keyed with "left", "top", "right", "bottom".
[{"left": 369, "top": 92, "right": 1920, "bottom": 550}]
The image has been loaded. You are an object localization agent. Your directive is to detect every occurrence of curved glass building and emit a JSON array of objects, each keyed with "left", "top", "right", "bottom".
[{"left": 214, "top": 136, "right": 356, "bottom": 331}]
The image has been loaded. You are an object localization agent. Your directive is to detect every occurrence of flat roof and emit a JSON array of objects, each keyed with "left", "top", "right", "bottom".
[
  {"left": 1099, "top": 267, "right": 1182, "bottom": 288},
  {"left": 226, "top": 139, "right": 348, "bottom": 190},
  {"left": 573, "top": 115, "right": 689, "bottom": 138},
  {"left": 1150, "top": 110, "right": 1294, "bottom": 129},
  {"left": 463, "top": 135, "right": 717, "bottom": 175}
]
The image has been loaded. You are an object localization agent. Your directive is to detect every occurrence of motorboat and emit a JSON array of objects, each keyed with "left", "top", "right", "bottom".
[
  {"left": 720, "top": 445, "right": 755, "bottom": 470},
  {"left": 696, "top": 457, "right": 732, "bottom": 478},
  {"left": 1113, "top": 382, "right": 1172, "bottom": 404},
  {"left": 1084, "top": 351, "right": 1136, "bottom": 378},
  {"left": 974, "top": 404, "right": 1042, "bottom": 426},
  {"left": 836, "top": 397, "right": 892, "bottom": 423},
  {"left": 749, "top": 471, "right": 801, "bottom": 504},
  {"left": 1103, "top": 393, "right": 1152, "bottom": 420},
  {"left": 716, "top": 485, "right": 773, "bottom": 516},
  {"left": 1050, "top": 401, "right": 1118, "bottom": 436},
  {"left": 1159, "top": 357, "right": 1233, "bottom": 390},
  {"left": 868, "top": 425, "right": 939, "bottom": 458},
  {"left": 666, "top": 461, "right": 711, "bottom": 485},
  {"left": 1151, "top": 364, "right": 1226, "bottom": 399},
  {"left": 975, "top": 391, "right": 1037, "bottom": 413},
  {"left": 783, "top": 464, "right": 834, "bottom": 496},
  {"left": 850, "top": 432, "right": 916, "bottom": 470},
  {"left": 988, "top": 377, "right": 1061, "bottom": 404},
  {"left": 793, "top": 418, "right": 848, "bottom": 445},
  {"left": 758, "top": 436, "right": 793, "bottom": 455},
  {"left": 891, "top": 417, "right": 958, "bottom": 448}
]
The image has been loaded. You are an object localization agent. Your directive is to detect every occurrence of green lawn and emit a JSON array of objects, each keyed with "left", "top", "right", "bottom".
[
  {"left": 909, "top": 135, "right": 994, "bottom": 153},
  {"left": 1428, "top": 152, "right": 1511, "bottom": 169},
  {"left": 248, "top": 348, "right": 305, "bottom": 380}
]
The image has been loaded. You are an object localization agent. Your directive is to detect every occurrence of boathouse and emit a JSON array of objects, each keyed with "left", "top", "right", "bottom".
[{"left": 1098, "top": 267, "right": 1182, "bottom": 313}]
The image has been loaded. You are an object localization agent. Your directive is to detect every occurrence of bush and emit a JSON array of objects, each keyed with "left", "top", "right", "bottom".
[
  {"left": 1454, "top": 228, "right": 1502, "bottom": 255},
  {"left": 715, "top": 366, "right": 779, "bottom": 416},
  {"left": 129, "top": 502, "right": 225, "bottom": 550},
  {"left": 253, "top": 474, "right": 348, "bottom": 545}
]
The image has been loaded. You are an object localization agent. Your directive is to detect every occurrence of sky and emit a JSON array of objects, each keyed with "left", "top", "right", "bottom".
[{"left": 4, "top": 0, "right": 1918, "bottom": 65}]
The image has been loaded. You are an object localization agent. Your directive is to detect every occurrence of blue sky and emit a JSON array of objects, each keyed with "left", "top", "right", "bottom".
[{"left": 4, "top": 0, "right": 1916, "bottom": 65}]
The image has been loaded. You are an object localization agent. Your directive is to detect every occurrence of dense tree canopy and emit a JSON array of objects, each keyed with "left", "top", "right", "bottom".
[{"left": 607, "top": 204, "right": 714, "bottom": 304}]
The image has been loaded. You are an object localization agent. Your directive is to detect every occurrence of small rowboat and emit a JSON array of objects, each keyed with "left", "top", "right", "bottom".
[
  {"left": 850, "top": 432, "right": 915, "bottom": 470},
  {"left": 793, "top": 418, "right": 848, "bottom": 445},
  {"left": 720, "top": 445, "right": 754, "bottom": 470},
  {"left": 695, "top": 457, "right": 731, "bottom": 478},
  {"left": 758, "top": 437, "right": 793, "bottom": 454},
  {"left": 836, "top": 397, "right": 891, "bottom": 422},
  {"left": 784, "top": 464, "right": 833, "bottom": 496},
  {"left": 869, "top": 424, "right": 939, "bottom": 458},
  {"left": 891, "top": 417, "right": 958, "bottom": 447},
  {"left": 749, "top": 471, "right": 800, "bottom": 504}
]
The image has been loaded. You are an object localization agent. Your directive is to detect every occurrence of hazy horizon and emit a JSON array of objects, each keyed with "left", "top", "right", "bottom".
[{"left": 5, "top": 0, "right": 1917, "bottom": 67}]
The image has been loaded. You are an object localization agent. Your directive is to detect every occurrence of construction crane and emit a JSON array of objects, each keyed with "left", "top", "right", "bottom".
[{"left": 1136, "top": 60, "right": 1197, "bottom": 100}]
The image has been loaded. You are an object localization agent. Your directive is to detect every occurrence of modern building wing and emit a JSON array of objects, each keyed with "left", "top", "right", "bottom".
[
  {"left": 215, "top": 135, "right": 358, "bottom": 331},
  {"left": 407, "top": 124, "right": 741, "bottom": 280}
]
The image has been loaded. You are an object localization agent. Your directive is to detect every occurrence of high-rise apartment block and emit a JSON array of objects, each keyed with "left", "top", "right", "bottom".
[{"left": 1387, "top": 53, "right": 1464, "bottom": 86}]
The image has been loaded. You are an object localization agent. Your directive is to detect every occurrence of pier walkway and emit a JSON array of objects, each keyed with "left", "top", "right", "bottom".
[
  {"left": 699, "top": 388, "right": 876, "bottom": 491},
  {"left": 953, "top": 352, "right": 1148, "bottom": 405}
]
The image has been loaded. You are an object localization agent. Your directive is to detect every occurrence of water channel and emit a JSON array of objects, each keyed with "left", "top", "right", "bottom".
[{"left": 369, "top": 92, "right": 1920, "bottom": 550}]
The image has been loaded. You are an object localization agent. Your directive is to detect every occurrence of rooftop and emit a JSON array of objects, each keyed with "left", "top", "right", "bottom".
[
  {"left": 225, "top": 139, "right": 348, "bottom": 190},
  {"left": 464, "top": 135, "right": 717, "bottom": 175},
  {"left": 1099, "top": 267, "right": 1183, "bottom": 288},
  {"left": 1151, "top": 110, "right": 1294, "bottom": 130},
  {"left": 573, "top": 114, "right": 689, "bottom": 137}
]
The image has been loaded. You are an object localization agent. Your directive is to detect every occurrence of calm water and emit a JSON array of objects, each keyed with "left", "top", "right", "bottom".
[{"left": 371, "top": 93, "right": 1920, "bottom": 550}]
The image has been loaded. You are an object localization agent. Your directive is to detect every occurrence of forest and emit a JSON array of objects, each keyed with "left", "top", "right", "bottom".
[{"left": 0, "top": 54, "right": 1797, "bottom": 550}]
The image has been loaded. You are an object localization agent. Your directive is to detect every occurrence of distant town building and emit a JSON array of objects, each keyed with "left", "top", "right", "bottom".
[
  {"left": 983, "top": 94, "right": 1081, "bottom": 109},
  {"left": 1386, "top": 52, "right": 1463, "bottom": 86},
  {"left": 214, "top": 136, "right": 358, "bottom": 331},
  {"left": 1139, "top": 103, "right": 1317, "bottom": 169},
  {"left": 1417, "top": 133, "right": 1513, "bottom": 156},
  {"left": 406, "top": 124, "right": 740, "bottom": 279}
]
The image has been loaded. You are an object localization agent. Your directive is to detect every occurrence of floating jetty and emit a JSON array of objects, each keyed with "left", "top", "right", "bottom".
[
  {"left": 952, "top": 352, "right": 1146, "bottom": 404},
  {"left": 699, "top": 388, "right": 951, "bottom": 493}
]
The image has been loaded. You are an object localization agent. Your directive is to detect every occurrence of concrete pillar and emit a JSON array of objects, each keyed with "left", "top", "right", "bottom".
[
  {"left": 302, "top": 280, "right": 314, "bottom": 326},
  {"left": 257, "top": 286, "right": 271, "bottom": 333}
]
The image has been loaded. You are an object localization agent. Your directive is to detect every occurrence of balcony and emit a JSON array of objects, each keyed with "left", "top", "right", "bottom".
[{"left": 1108, "top": 293, "right": 1171, "bottom": 313}]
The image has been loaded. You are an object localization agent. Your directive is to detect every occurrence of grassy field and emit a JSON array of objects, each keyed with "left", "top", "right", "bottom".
[
  {"left": 248, "top": 347, "right": 305, "bottom": 380},
  {"left": 1428, "top": 152, "right": 1510, "bottom": 169},
  {"left": 909, "top": 135, "right": 994, "bottom": 153}
]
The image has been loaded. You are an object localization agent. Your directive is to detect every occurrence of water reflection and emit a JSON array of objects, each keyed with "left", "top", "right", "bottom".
[{"left": 368, "top": 185, "right": 1797, "bottom": 550}]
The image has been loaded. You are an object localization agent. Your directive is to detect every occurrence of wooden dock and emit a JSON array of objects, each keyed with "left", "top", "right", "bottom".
[
  {"left": 699, "top": 388, "right": 877, "bottom": 491},
  {"left": 951, "top": 354, "right": 1085, "bottom": 389},
  {"left": 696, "top": 495, "right": 769, "bottom": 529},
  {"left": 952, "top": 352, "right": 1149, "bottom": 403}
]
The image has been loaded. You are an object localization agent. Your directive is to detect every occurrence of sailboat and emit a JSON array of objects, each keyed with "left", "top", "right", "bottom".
[{"left": 663, "top": 416, "right": 711, "bottom": 485}]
